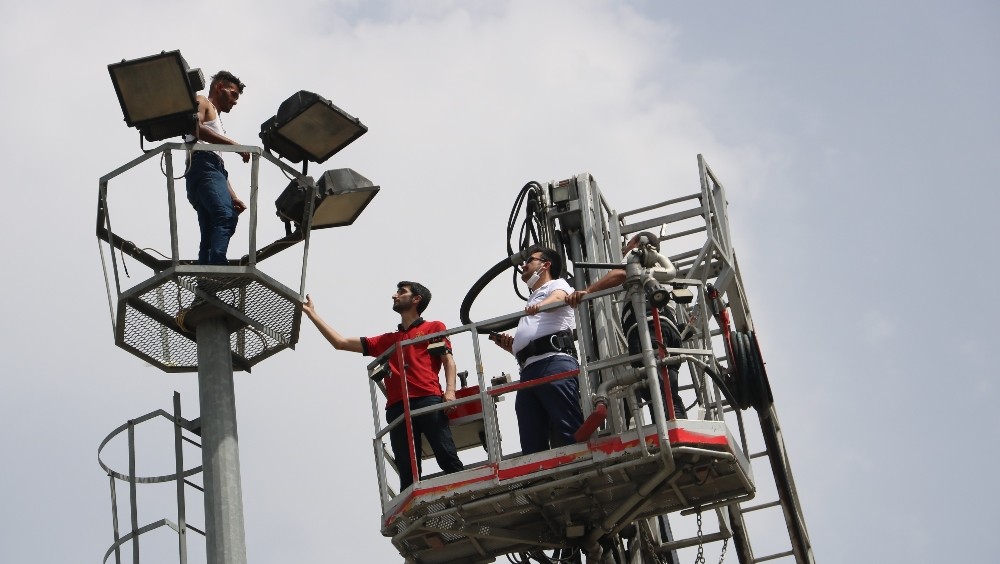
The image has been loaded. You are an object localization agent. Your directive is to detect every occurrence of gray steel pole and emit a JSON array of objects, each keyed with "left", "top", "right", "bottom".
[{"left": 196, "top": 314, "right": 248, "bottom": 564}]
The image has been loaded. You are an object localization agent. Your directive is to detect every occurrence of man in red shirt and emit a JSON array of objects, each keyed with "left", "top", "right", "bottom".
[{"left": 302, "top": 281, "right": 463, "bottom": 491}]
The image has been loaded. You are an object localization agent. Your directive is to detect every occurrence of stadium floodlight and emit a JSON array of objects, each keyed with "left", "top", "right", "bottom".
[
  {"left": 259, "top": 91, "right": 367, "bottom": 164},
  {"left": 275, "top": 168, "right": 379, "bottom": 230},
  {"left": 108, "top": 50, "right": 205, "bottom": 142}
]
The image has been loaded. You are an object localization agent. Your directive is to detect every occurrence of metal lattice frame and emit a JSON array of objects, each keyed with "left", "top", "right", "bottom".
[
  {"left": 116, "top": 266, "right": 300, "bottom": 372},
  {"left": 97, "top": 143, "right": 311, "bottom": 372}
]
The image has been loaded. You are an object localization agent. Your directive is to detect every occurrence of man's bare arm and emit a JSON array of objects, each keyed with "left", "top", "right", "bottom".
[
  {"left": 525, "top": 289, "right": 570, "bottom": 315},
  {"left": 227, "top": 181, "right": 246, "bottom": 214},
  {"left": 195, "top": 96, "right": 250, "bottom": 162},
  {"left": 302, "top": 295, "right": 363, "bottom": 353},
  {"left": 565, "top": 270, "right": 626, "bottom": 307},
  {"left": 442, "top": 352, "right": 458, "bottom": 404}
]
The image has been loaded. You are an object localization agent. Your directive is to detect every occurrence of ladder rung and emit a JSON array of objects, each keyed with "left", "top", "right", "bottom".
[
  {"left": 742, "top": 499, "right": 781, "bottom": 513},
  {"left": 754, "top": 549, "right": 794, "bottom": 562},
  {"left": 749, "top": 450, "right": 769, "bottom": 459}
]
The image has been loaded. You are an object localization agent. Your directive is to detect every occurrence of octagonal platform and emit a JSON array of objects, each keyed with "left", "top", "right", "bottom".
[{"left": 115, "top": 265, "right": 301, "bottom": 372}]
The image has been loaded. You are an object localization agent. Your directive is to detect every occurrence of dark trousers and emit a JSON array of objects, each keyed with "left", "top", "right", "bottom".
[
  {"left": 185, "top": 152, "right": 237, "bottom": 265},
  {"left": 386, "top": 395, "right": 464, "bottom": 491},
  {"left": 515, "top": 355, "right": 585, "bottom": 455}
]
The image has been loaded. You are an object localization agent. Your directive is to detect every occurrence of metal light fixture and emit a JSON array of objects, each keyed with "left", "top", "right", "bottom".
[
  {"left": 275, "top": 168, "right": 379, "bottom": 230},
  {"left": 550, "top": 179, "right": 578, "bottom": 204},
  {"left": 108, "top": 50, "right": 204, "bottom": 142},
  {"left": 259, "top": 91, "right": 368, "bottom": 164}
]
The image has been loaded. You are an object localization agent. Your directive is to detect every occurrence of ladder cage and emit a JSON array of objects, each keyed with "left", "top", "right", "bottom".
[{"left": 97, "top": 392, "right": 206, "bottom": 564}]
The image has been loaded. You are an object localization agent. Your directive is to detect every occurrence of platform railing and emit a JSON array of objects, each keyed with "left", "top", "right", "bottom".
[
  {"left": 364, "top": 280, "right": 739, "bottom": 515},
  {"left": 96, "top": 143, "right": 314, "bottom": 373}
]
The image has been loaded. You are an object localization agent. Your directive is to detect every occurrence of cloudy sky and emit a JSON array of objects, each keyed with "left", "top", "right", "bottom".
[{"left": 0, "top": 1, "right": 996, "bottom": 562}]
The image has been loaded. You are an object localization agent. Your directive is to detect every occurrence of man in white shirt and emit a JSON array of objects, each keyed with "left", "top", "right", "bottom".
[{"left": 491, "top": 245, "right": 584, "bottom": 454}]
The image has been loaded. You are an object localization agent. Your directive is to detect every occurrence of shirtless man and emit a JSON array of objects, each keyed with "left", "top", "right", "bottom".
[{"left": 185, "top": 70, "right": 250, "bottom": 265}]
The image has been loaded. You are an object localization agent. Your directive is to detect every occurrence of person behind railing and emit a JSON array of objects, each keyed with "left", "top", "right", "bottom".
[
  {"left": 183, "top": 70, "right": 251, "bottom": 265},
  {"left": 565, "top": 232, "right": 687, "bottom": 420},
  {"left": 302, "top": 281, "right": 464, "bottom": 490},
  {"left": 490, "top": 246, "right": 584, "bottom": 455}
]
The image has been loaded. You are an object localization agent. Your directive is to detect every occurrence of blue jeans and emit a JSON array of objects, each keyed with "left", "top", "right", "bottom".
[
  {"left": 186, "top": 152, "right": 237, "bottom": 265},
  {"left": 386, "top": 395, "right": 464, "bottom": 491},
  {"left": 515, "top": 355, "right": 585, "bottom": 455}
]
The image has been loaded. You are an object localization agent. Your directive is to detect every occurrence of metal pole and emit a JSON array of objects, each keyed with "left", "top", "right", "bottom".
[
  {"left": 173, "top": 393, "right": 189, "bottom": 564},
  {"left": 470, "top": 330, "right": 502, "bottom": 465},
  {"left": 165, "top": 149, "right": 180, "bottom": 266},
  {"left": 127, "top": 422, "right": 139, "bottom": 564},
  {"left": 196, "top": 315, "right": 248, "bottom": 564}
]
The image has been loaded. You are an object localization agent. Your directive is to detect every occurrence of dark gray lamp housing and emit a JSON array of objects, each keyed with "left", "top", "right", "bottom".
[
  {"left": 550, "top": 180, "right": 578, "bottom": 204},
  {"left": 259, "top": 91, "right": 368, "bottom": 164},
  {"left": 275, "top": 168, "right": 379, "bottom": 230},
  {"left": 108, "top": 50, "right": 204, "bottom": 142}
]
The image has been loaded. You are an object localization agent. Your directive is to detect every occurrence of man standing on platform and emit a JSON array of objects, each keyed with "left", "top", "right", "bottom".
[
  {"left": 184, "top": 70, "right": 249, "bottom": 265},
  {"left": 491, "top": 245, "right": 584, "bottom": 455},
  {"left": 302, "top": 281, "right": 464, "bottom": 491}
]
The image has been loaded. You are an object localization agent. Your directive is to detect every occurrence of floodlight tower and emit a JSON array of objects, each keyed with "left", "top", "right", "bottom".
[{"left": 100, "top": 51, "right": 374, "bottom": 564}]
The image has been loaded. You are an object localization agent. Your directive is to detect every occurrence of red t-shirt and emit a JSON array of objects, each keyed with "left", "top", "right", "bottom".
[{"left": 362, "top": 318, "right": 452, "bottom": 407}]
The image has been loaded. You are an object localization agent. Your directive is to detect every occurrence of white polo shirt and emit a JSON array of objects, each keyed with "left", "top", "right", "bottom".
[{"left": 513, "top": 278, "right": 575, "bottom": 367}]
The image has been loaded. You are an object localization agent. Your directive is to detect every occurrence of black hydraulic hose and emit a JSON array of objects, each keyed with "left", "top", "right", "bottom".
[
  {"left": 698, "top": 361, "right": 748, "bottom": 452},
  {"left": 459, "top": 254, "right": 523, "bottom": 334},
  {"left": 699, "top": 363, "right": 742, "bottom": 417},
  {"left": 508, "top": 182, "right": 542, "bottom": 301},
  {"left": 461, "top": 181, "right": 543, "bottom": 334},
  {"left": 461, "top": 180, "right": 543, "bottom": 333},
  {"left": 507, "top": 181, "right": 542, "bottom": 257}
]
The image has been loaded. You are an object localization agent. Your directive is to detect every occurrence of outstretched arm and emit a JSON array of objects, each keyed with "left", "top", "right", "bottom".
[
  {"left": 565, "top": 269, "right": 626, "bottom": 307},
  {"left": 302, "top": 295, "right": 363, "bottom": 353}
]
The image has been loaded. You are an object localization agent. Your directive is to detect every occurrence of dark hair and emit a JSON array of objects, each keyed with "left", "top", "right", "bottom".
[
  {"left": 211, "top": 70, "right": 246, "bottom": 94},
  {"left": 635, "top": 231, "right": 660, "bottom": 250},
  {"left": 398, "top": 281, "right": 431, "bottom": 314},
  {"left": 526, "top": 245, "right": 563, "bottom": 278}
]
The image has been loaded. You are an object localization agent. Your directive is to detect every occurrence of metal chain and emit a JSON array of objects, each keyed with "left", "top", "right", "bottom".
[
  {"left": 638, "top": 518, "right": 665, "bottom": 564},
  {"left": 694, "top": 511, "right": 705, "bottom": 564},
  {"left": 692, "top": 509, "right": 729, "bottom": 564}
]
